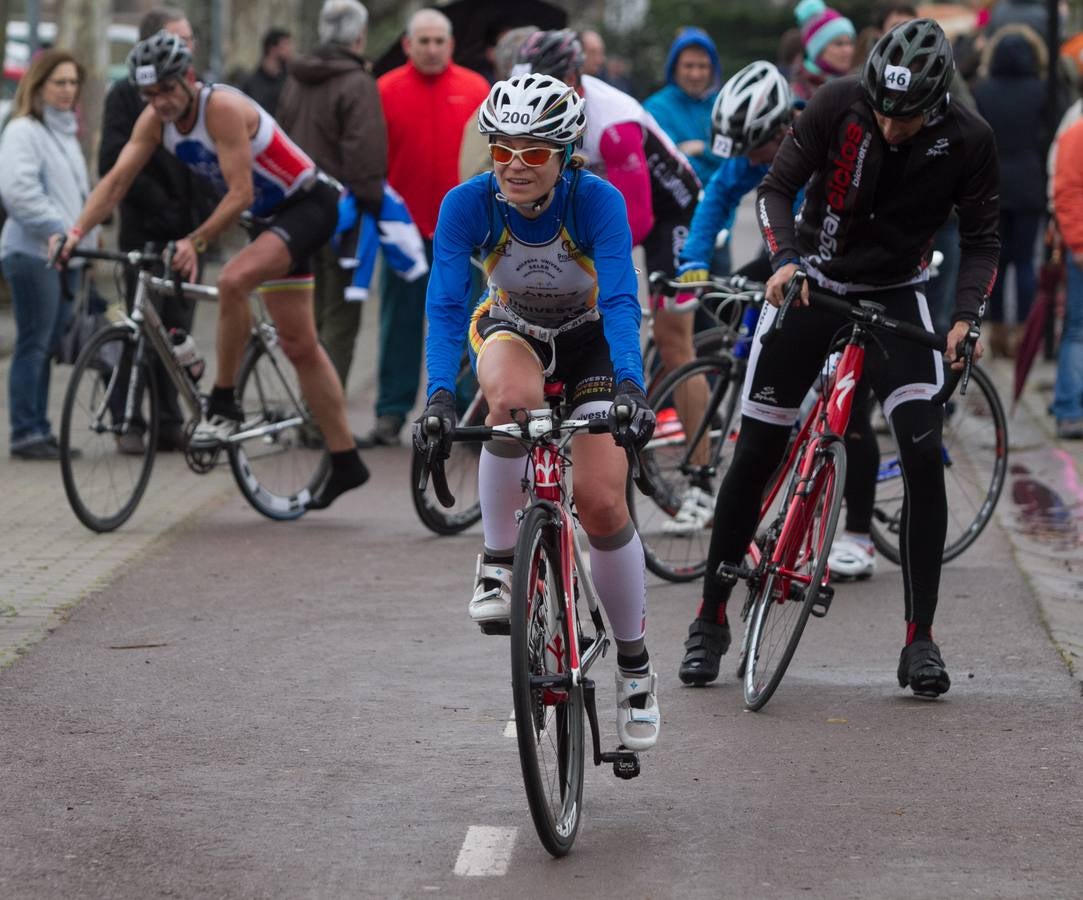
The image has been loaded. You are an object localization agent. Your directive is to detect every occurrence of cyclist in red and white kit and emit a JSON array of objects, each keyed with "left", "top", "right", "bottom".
[{"left": 55, "top": 31, "right": 367, "bottom": 510}]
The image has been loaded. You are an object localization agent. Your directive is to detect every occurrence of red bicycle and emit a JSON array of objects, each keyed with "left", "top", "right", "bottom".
[
  {"left": 725, "top": 272, "right": 979, "bottom": 711},
  {"left": 419, "top": 382, "right": 655, "bottom": 856}
]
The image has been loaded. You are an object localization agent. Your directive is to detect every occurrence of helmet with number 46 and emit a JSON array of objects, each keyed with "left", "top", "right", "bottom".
[{"left": 862, "top": 18, "right": 954, "bottom": 119}]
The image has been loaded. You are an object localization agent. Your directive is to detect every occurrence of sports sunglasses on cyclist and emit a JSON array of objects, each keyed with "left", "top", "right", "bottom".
[{"left": 488, "top": 143, "right": 563, "bottom": 167}]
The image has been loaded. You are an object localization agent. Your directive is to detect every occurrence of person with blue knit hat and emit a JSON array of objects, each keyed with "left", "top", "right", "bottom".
[
  {"left": 644, "top": 28, "right": 724, "bottom": 186},
  {"left": 791, "top": 0, "right": 856, "bottom": 101}
]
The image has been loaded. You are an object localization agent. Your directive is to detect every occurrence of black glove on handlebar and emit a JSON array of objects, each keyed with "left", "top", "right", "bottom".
[
  {"left": 608, "top": 379, "right": 655, "bottom": 450},
  {"left": 412, "top": 388, "right": 457, "bottom": 460}
]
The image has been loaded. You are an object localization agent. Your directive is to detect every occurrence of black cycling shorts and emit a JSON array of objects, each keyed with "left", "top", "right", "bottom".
[
  {"left": 641, "top": 216, "right": 691, "bottom": 280},
  {"left": 469, "top": 307, "right": 615, "bottom": 412},
  {"left": 250, "top": 179, "right": 339, "bottom": 280}
]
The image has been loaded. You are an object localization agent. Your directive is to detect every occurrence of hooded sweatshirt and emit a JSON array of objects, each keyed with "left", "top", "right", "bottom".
[
  {"left": 644, "top": 27, "right": 723, "bottom": 185},
  {"left": 277, "top": 44, "right": 387, "bottom": 218}
]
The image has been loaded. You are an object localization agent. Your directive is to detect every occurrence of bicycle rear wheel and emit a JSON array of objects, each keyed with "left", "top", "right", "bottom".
[
  {"left": 870, "top": 365, "right": 1008, "bottom": 564},
  {"left": 229, "top": 335, "right": 329, "bottom": 520},
  {"left": 510, "top": 504, "right": 584, "bottom": 857},
  {"left": 744, "top": 440, "right": 846, "bottom": 711},
  {"left": 59, "top": 324, "right": 158, "bottom": 532},
  {"left": 632, "top": 355, "right": 739, "bottom": 582},
  {"left": 410, "top": 359, "right": 487, "bottom": 535}
]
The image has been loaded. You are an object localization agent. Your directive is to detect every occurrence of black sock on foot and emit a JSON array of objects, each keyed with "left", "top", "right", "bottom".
[
  {"left": 907, "top": 622, "right": 932, "bottom": 645},
  {"left": 697, "top": 597, "right": 728, "bottom": 627},
  {"left": 209, "top": 385, "right": 240, "bottom": 418},
  {"left": 307, "top": 450, "right": 369, "bottom": 510},
  {"left": 618, "top": 650, "right": 651, "bottom": 709},
  {"left": 483, "top": 552, "right": 514, "bottom": 566},
  {"left": 690, "top": 473, "right": 713, "bottom": 494}
]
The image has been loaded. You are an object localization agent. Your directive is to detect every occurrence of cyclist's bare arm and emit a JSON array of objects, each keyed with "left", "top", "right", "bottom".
[
  {"left": 171, "top": 91, "right": 258, "bottom": 280},
  {"left": 53, "top": 107, "right": 160, "bottom": 262}
]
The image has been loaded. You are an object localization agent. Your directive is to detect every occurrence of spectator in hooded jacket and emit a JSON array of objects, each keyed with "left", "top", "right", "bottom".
[
  {"left": 1051, "top": 114, "right": 1083, "bottom": 439},
  {"left": 974, "top": 24, "right": 1049, "bottom": 356},
  {"left": 644, "top": 28, "right": 724, "bottom": 187},
  {"left": 0, "top": 50, "right": 98, "bottom": 460},
  {"left": 278, "top": 0, "right": 387, "bottom": 388},
  {"left": 241, "top": 28, "right": 293, "bottom": 117},
  {"left": 791, "top": 0, "right": 856, "bottom": 102}
]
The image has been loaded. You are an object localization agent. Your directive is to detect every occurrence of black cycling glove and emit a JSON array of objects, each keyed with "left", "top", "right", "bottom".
[
  {"left": 608, "top": 379, "right": 655, "bottom": 450},
  {"left": 412, "top": 389, "right": 457, "bottom": 460}
]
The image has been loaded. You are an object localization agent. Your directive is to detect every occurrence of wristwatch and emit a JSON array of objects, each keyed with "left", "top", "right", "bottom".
[{"left": 189, "top": 234, "right": 208, "bottom": 254}]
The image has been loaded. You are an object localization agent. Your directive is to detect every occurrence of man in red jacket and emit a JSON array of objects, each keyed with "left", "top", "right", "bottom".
[{"left": 361, "top": 8, "right": 489, "bottom": 447}]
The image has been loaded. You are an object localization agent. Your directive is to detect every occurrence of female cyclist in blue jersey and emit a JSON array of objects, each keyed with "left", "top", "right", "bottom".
[{"left": 416, "top": 74, "right": 660, "bottom": 751}]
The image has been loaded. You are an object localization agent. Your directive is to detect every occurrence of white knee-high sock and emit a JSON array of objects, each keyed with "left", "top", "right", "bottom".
[
  {"left": 587, "top": 523, "right": 647, "bottom": 643},
  {"left": 479, "top": 444, "right": 530, "bottom": 555}
]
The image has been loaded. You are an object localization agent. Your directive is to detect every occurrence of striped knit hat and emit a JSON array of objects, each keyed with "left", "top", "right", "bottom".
[{"left": 795, "top": 0, "right": 856, "bottom": 73}]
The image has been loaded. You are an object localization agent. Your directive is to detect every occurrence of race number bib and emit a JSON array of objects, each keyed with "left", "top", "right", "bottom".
[
  {"left": 884, "top": 65, "right": 912, "bottom": 92},
  {"left": 712, "top": 134, "right": 734, "bottom": 158},
  {"left": 134, "top": 64, "right": 158, "bottom": 86}
]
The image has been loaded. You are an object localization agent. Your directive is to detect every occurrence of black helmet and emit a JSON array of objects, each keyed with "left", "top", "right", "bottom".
[
  {"left": 127, "top": 29, "right": 191, "bottom": 87},
  {"left": 861, "top": 18, "right": 953, "bottom": 118},
  {"left": 514, "top": 29, "right": 584, "bottom": 80}
]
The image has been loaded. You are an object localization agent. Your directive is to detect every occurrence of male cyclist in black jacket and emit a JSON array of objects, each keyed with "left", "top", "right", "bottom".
[{"left": 678, "top": 19, "right": 999, "bottom": 697}]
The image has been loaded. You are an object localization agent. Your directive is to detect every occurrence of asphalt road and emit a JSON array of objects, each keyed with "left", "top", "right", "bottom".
[{"left": 1, "top": 439, "right": 1081, "bottom": 900}]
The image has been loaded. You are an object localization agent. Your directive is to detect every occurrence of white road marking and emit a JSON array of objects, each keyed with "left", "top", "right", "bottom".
[
  {"left": 503, "top": 708, "right": 516, "bottom": 738},
  {"left": 453, "top": 826, "right": 518, "bottom": 877}
]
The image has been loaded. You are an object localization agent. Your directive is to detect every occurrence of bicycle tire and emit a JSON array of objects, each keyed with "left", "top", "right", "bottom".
[
  {"left": 643, "top": 326, "right": 732, "bottom": 395},
  {"left": 510, "top": 504, "right": 585, "bottom": 857},
  {"left": 744, "top": 440, "right": 846, "bottom": 711},
  {"left": 870, "top": 365, "right": 1008, "bottom": 565},
  {"left": 631, "top": 355, "right": 739, "bottom": 582},
  {"left": 410, "top": 359, "right": 487, "bottom": 535},
  {"left": 59, "top": 324, "right": 159, "bottom": 532},
  {"left": 229, "top": 336, "right": 330, "bottom": 521}
]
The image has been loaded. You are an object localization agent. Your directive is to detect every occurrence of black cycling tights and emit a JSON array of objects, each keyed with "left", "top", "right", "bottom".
[
  {"left": 702, "top": 402, "right": 947, "bottom": 627},
  {"left": 842, "top": 383, "right": 878, "bottom": 534}
]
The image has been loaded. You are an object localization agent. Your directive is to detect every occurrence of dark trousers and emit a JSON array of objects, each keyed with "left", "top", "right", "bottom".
[
  {"left": 375, "top": 239, "right": 433, "bottom": 423},
  {"left": 313, "top": 242, "right": 361, "bottom": 387},
  {"left": 988, "top": 209, "right": 1043, "bottom": 324}
]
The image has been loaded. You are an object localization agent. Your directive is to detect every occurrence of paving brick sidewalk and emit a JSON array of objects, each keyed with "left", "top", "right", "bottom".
[{"left": 0, "top": 278, "right": 382, "bottom": 668}]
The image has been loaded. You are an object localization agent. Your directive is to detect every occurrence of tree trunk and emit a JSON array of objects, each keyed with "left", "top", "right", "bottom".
[{"left": 56, "top": 0, "right": 109, "bottom": 169}]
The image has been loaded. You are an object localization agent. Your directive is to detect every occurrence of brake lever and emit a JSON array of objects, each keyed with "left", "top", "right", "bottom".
[
  {"left": 958, "top": 326, "right": 980, "bottom": 397},
  {"left": 46, "top": 233, "right": 67, "bottom": 269},
  {"left": 612, "top": 403, "right": 656, "bottom": 498},
  {"left": 761, "top": 269, "right": 805, "bottom": 347},
  {"left": 417, "top": 415, "right": 456, "bottom": 508}
]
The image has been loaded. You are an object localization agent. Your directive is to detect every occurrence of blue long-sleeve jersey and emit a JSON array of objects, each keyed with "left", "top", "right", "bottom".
[{"left": 425, "top": 169, "right": 644, "bottom": 400}]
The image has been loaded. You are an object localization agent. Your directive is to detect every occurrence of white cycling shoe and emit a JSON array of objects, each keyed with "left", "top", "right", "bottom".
[
  {"left": 615, "top": 666, "right": 660, "bottom": 751},
  {"left": 190, "top": 413, "right": 241, "bottom": 449},
  {"left": 828, "top": 534, "right": 877, "bottom": 582},
  {"left": 468, "top": 555, "right": 512, "bottom": 625},
  {"left": 661, "top": 485, "right": 713, "bottom": 536}
]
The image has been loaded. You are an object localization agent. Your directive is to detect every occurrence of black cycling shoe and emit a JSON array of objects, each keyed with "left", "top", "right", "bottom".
[
  {"left": 678, "top": 618, "right": 731, "bottom": 686},
  {"left": 897, "top": 638, "right": 951, "bottom": 697}
]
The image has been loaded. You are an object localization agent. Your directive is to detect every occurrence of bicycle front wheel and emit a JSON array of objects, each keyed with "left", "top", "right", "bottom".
[
  {"left": 632, "top": 355, "right": 739, "bottom": 582},
  {"left": 871, "top": 365, "right": 1008, "bottom": 564},
  {"left": 510, "top": 504, "right": 585, "bottom": 857},
  {"left": 60, "top": 324, "right": 158, "bottom": 532},
  {"left": 228, "top": 336, "right": 330, "bottom": 520},
  {"left": 410, "top": 359, "right": 487, "bottom": 535},
  {"left": 744, "top": 440, "right": 846, "bottom": 711}
]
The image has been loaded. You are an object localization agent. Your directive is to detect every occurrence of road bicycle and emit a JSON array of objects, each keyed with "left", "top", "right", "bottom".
[
  {"left": 723, "top": 272, "right": 981, "bottom": 710},
  {"left": 418, "top": 383, "right": 654, "bottom": 857},
  {"left": 634, "top": 274, "right": 1006, "bottom": 584},
  {"left": 56, "top": 244, "right": 328, "bottom": 532}
]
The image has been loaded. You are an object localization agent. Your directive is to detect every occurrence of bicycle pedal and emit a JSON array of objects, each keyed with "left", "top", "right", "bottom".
[
  {"left": 611, "top": 746, "right": 640, "bottom": 780},
  {"left": 717, "top": 562, "right": 753, "bottom": 583},
  {"left": 810, "top": 584, "right": 834, "bottom": 618},
  {"left": 478, "top": 620, "right": 511, "bottom": 636}
]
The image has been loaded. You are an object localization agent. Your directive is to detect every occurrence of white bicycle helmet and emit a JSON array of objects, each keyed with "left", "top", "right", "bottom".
[
  {"left": 477, "top": 73, "right": 586, "bottom": 145},
  {"left": 711, "top": 61, "right": 793, "bottom": 157}
]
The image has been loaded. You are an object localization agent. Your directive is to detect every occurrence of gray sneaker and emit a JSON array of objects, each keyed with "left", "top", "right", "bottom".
[
  {"left": 357, "top": 415, "right": 403, "bottom": 448},
  {"left": 1056, "top": 417, "right": 1083, "bottom": 440}
]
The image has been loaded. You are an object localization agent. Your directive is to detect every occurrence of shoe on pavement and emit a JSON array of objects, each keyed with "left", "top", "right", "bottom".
[
  {"left": 828, "top": 534, "right": 876, "bottom": 582},
  {"left": 357, "top": 415, "right": 403, "bottom": 448},
  {"left": 468, "top": 555, "right": 512, "bottom": 628},
  {"left": 661, "top": 485, "right": 714, "bottom": 536},
  {"left": 615, "top": 665, "right": 660, "bottom": 751},
  {"left": 190, "top": 412, "right": 241, "bottom": 449},
  {"left": 897, "top": 637, "right": 951, "bottom": 697},
  {"left": 678, "top": 618, "right": 731, "bottom": 685},
  {"left": 10, "top": 438, "right": 61, "bottom": 460},
  {"left": 116, "top": 432, "right": 146, "bottom": 455},
  {"left": 1056, "top": 417, "right": 1083, "bottom": 440},
  {"left": 156, "top": 424, "right": 187, "bottom": 452}
]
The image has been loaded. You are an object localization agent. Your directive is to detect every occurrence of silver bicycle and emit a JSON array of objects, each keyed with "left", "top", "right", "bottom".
[{"left": 57, "top": 245, "right": 329, "bottom": 532}]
